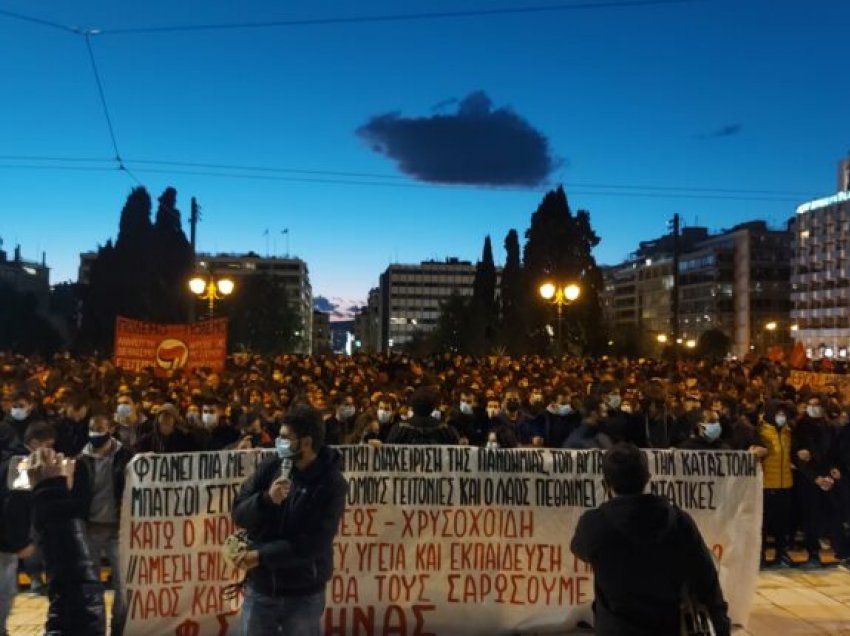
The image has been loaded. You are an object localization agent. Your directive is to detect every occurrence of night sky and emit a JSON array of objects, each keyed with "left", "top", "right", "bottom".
[{"left": 1, "top": 0, "right": 847, "bottom": 303}]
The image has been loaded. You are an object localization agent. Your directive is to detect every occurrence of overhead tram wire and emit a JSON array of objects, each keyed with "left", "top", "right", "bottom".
[
  {"left": 0, "top": 8, "right": 82, "bottom": 35},
  {"left": 82, "top": 32, "right": 140, "bottom": 185},
  {"left": 0, "top": 155, "right": 819, "bottom": 201},
  {"left": 82, "top": 0, "right": 705, "bottom": 36}
]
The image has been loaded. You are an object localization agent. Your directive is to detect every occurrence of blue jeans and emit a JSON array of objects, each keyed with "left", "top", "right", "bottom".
[
  {"left": 0, "top": 552, "right": 17, "bottom": 634},
  {"left": 87, "top": 524, "right": 124, "bottom": 635},
  {"left": 242, "top": 584, "right": 325, "bottom": 636}
]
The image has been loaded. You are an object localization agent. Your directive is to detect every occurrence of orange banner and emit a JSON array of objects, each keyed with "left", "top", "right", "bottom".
[{"left": 113, "top": 316, "right": 227, "bottom": 374}]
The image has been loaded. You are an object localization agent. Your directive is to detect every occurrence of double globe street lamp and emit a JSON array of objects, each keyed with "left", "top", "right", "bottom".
[
  {"left": 539, "top": 281, "right": 581, "bottom": 353},
  {"left": 189, "top": 274, "right": 235, "bottom": 319}
]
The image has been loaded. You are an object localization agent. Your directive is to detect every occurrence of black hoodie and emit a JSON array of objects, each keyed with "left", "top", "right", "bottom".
[
  {"left": 232, "top": 446, "right": 347, "bottom": 597},
  {"left": 571, "top": 493, "right": 730, "bottom": 636}
]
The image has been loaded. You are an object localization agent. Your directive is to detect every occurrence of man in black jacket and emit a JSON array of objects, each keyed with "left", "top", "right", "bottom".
[
  {"left": 386, "top": 387, "right": 460, "bottom": 445},
  {"left": 0, "top": 445, "right": 34, "bottom": 636},
  {"left": 571, "top": 443, "right": 730, "bottom": 636},
  {"left": 28, "top": 446, "right": 106, "bottom": 635},
  {"left": 792, "top": 395, "right": 849, "bottom": 566},
  {"left": 232, "top": 404, "right": 347, "bottom": 635}
]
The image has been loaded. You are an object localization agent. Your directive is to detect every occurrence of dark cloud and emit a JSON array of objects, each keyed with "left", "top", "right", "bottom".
[
  {"left": 313, "top": 296, "right": 338, "bottom": 313},
  {"left": 431, "top": 97, "right": 458, "bottom": 112},
  {"left": 698, "top": 124, "right": 742, "bottom": 139},
  {"left": 357, "top": 91, "right": 559, "bottom": 186}
]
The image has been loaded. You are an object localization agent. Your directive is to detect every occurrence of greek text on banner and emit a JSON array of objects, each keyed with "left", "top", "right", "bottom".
[{"left": 119, "top": 447, "right": 762, "bottom": 635}]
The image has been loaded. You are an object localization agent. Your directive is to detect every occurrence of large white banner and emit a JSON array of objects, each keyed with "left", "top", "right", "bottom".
[{"left": 119, "top": 447, "right": 762, "bottom": 635}]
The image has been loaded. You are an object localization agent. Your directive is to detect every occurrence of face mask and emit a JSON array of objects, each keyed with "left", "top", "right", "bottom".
[
  {"left": 459, "top": 401, "right": 473, "bottom": 416},
  {"left": 807, "top": 406, "right": 823, "bottom": 419},
  {"left": 431, "top": 409, "right": 442, "bottom": 421},
  {"left": 377, "top": 409, "right": 392, "bottom": 424},
  {"left": 487, "top": 408, "right": 499, "bottom": 419},
  {"left": 116, "top": 404, "right": 133, "bottom": 418},
  {"left": 275, "top": 437, "right": 301, "bottom": 459},
  {"left": 89, "top": 432, "right": 110, "bottom": 449},
  {"left": 202, "top": 413, "right": 218, "bottom": 427},
  {"left": 700, "top": 422, "right": 723, "bottom": 442},
  {"left": 10, "top": 407, "right": 28, "bottom": 421},
  {"left": 505, "top": 399, "right": 520, "bottom": 412},
  {"left": 339, "top": 406, "right": 356, "bottom": 420},
  {"left": 775, "top": 414, "right": 787, "bottom": 428},
  {"left": 607, "top": 395, "right": 621, "bottom": 409}
]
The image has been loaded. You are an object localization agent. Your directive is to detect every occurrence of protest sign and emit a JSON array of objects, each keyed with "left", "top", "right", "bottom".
[
  {"left": 113, "top": 316, "right": 227, "bottom": 375},
  {"left": 119, "top": 447, "right": 762, "bottom": 635},
  {"left": 787, "top": 370, "right": 850, "bottom": 399}
]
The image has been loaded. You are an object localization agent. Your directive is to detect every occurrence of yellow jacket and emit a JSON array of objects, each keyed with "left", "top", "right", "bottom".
[{"left": 760, "top": 422, "right": 793, "bottom": 490}]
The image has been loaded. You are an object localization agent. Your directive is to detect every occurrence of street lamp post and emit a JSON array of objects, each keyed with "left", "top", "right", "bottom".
[
  {"left": 189, "top": 273, "right": 235, "bottom": 319},
  {"left": 539, "top": 282, "right": 581, "bottom": 353}
]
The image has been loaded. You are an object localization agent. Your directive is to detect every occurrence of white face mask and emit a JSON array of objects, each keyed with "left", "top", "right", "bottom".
[
  {"left": 10, "top": 407, "right": 28, "bottom": 421},
  {"left": 700, "top": 422, "right": 723, "bottom": 442},
  {"left": 607, "top": 395, "right": 622, "bottom": 409},
  {"left": 459, "top": 401, "right": 474, "bottom": 416},
  {"left": 775, "top": 414, "right": 787, "bottom": 427},
  {"left": 807, "top": 406, "right": 823, "bottom": 419},
  {"left": 377, "top": 409, "right": 392, "bottom": 424},
  {"left": 431, "top": 409, "right": 442, "bottom": 421},
  {"left": 202, "top": 413, "right": 218, "bottom": 428}
]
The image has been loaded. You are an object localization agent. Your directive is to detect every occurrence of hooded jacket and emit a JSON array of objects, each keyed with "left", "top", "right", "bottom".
[
  {"left": 232, "top": 446, "right": 347, "bottom": 597},
  {"left": 571, "top": 493, "right": 730, "bottom": 636},
  {"left": 759, "top": 401, "right": 792, "bottom": 490}
]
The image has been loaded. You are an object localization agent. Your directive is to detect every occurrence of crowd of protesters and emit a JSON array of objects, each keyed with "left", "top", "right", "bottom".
[{"left": 1, "top": 350, "right": 850, "bottom": 633}]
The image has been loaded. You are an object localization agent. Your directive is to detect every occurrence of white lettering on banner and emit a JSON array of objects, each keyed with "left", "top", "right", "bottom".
[{"left": 120, "top": 448, "right": 762, "bottom": 635}]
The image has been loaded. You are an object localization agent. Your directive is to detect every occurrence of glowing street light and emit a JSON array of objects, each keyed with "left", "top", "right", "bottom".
[
  {"left": 657, "top": 334, "right": 668, "bottom": 344},
  {"left": 765, "top": 321, "right": 778, "bottom": 332},
  {"left": 538, "top": 281, "right": 581, "bottom": 353},
  {"left": 189, "top": 273, "right": 235, "bottom": 318}
]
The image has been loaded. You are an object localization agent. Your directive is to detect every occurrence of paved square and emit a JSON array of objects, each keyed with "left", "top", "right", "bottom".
[{"left": 8, "top": 569, "right": 850, "bottom": 635}]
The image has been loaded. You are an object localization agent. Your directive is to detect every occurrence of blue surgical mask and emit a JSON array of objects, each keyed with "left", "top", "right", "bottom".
[
  {"left": 116, "top": 404, "right": 132, "bottom": 417},
  {"left": 275, "top": 437, "right": 300, "bottom": 459},
  {"left": 701, "top": 422, "right": 723, "bottom": 442},
  {"left": 557, "top": 404, "right": 573, "bottom": 417},
  {"left": 10, "top": 407, "right": 28, "bottom": 421}
]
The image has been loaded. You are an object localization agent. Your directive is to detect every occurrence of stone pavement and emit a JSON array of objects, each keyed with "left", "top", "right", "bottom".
[{"left": 8, "top": 569, "right": 850, "bottom": 635}]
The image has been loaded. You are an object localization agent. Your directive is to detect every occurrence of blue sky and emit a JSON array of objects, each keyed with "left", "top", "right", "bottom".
[{"left": 1, "top": 0, "right": 847, "bottom": 303}]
